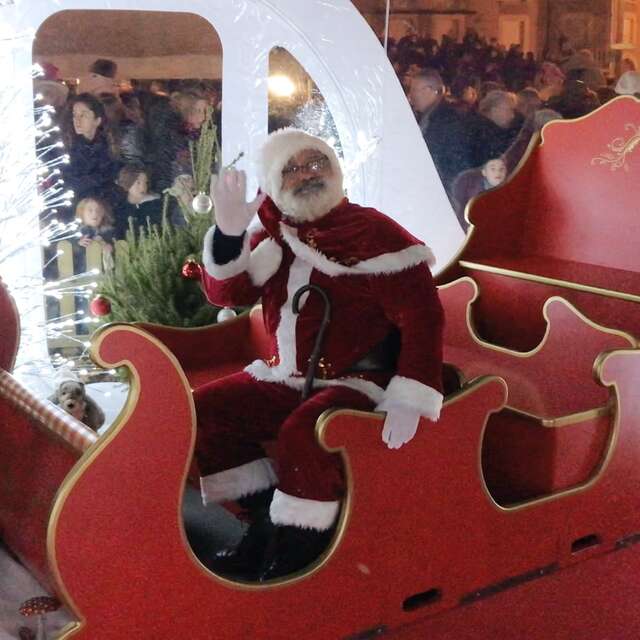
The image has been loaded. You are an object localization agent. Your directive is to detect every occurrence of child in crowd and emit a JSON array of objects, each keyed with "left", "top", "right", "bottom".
[
  {"left": 114, "top": 165, "right": 163, "bottom": 237},
  {"left": 74, "top": 197, "right": 115, "bottom": 324},
  {"left": 452, "top": 157, "right": 507, "bottom": 231},
  {"left": 76, "top": 196, "right": 115, "bottom": 254},
  {"left": 481, "top": 157, "right": 507, "bottom": 189}
]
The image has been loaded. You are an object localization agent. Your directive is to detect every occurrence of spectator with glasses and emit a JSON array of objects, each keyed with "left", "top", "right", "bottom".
[
  {"left": 193, "top": 129, "right": 444, "bottom": 582},
  {"left": 408, "top": 68, "right": 472, "bottom": 198}
]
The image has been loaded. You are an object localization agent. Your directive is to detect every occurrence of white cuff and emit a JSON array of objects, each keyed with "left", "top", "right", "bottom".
[
  {"left": 270, "top": 489, "right": 340, "bottom": 531},
  {"left": 377, "top": 375, "right": 443, "bottom": 421},
  {"left": 247, "top": 237, "right": 283, "bottom": 287},
  {"left": 200, "top": 458, "right": 278, "bottom": 504},
  {"left": 202, "top": 225, "right": 251, "bottom": 280}
]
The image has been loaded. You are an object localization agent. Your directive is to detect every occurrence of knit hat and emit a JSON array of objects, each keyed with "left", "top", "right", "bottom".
[
  {"left": 257, "top": 128, "right": 342, "bottom": 199},
  {"left": 615, "top": 71, "right": 640, "bottom": 96}
]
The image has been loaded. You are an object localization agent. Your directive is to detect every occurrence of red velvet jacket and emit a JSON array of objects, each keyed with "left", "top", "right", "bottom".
[{"left": 201, "top": 197, "right": 444, "bottom": 417}]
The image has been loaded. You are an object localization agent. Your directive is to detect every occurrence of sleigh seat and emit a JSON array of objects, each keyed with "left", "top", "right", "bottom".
[
  {"left": 437, "top": 97, "right": 640, "bottom": 505},
  {"left": 1, "top": 98, "right": 640, "bottom": 638}
]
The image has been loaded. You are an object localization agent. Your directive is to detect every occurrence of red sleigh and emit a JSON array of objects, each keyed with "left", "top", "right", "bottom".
[{"left": 2, "top": 97, "right": 640, "bottom": 639}]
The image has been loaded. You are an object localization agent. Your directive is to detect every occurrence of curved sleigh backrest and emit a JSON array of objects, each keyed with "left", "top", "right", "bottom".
[
  {"left": 135, "top": 306, "right": 271, "bottom": 389},
  {"left": 438, "top": 97, "right": 640, "bottom": 347}
]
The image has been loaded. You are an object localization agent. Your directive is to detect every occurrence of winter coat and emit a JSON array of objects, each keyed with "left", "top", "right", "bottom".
[
  {"left": 451, "top": 168, "right": 488, "bottom": 230},
  {"left": 113, "top": 194, "right": 163, "bottom": 239},
  {"left": 62, "top": 134, "right": 119, "bottom": 206},
  {"left": 465, "top": 113, "right": 522, "bottom": 169},
  {"left": 200, "top": 197, "right": 444, "bottom": 420},
  {"left": 418, "top": 99, "right": 473, "bottom": 194}
]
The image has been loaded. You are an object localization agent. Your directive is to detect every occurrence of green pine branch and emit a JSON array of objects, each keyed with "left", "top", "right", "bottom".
[{"left": 97, "top": 110, "right": 223, "bottom": 328}]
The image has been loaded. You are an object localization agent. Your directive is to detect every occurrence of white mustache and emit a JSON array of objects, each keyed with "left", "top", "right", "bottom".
[{"left": 293, "top": 179, "right": 326, "bottom": 196}]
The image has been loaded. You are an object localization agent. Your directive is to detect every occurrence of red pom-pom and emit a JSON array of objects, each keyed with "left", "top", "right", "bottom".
[
  {"left": 181, "top": 260, "right": 202, "bottom": 280},
  {"left": 90, "top": 295, "right": 111, "bottom": 317}
]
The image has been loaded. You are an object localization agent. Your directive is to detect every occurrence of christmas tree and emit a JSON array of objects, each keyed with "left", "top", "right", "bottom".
[{"left": 96, "top": 108, "right": 222, "bottom": 327}]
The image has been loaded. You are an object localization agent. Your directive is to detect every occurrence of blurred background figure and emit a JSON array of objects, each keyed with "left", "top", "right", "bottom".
[
  {"left": 34, "top": 62, "right": 69, "bottom": 114},
  {"left": 80, "top": 58, "right": 120, "bottom": 97},
  {"left": 114, "top": 164, "right": 162, "bottom": 238},
  {"left": 615, "top": 71, "right": 640, "bottom": 98},
  {"left": 408, "top": 68, "right": 472, "bottom": 199},
  {"left": 535, "top": 62, "right": 565, "bottom": 102}
]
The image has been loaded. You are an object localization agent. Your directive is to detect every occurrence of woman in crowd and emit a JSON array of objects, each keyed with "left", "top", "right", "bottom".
[
  {"left": 535, "top": 62, "right": 565, "bottom": 102},
  {"left": 170, "top": 91, "right": 212, "bottom": 179},
  {"left": 61, "top": 93, "right": 119, "bottom": 216}
]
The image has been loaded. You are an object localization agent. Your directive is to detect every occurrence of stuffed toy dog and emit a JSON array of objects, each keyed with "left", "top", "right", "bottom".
[{"left": 49, "top": 380, "right": 105, "bottom": 432}]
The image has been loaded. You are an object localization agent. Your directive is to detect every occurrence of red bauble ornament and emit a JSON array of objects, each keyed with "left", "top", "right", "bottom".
[
  {"left": 181, "top": 259, "right": 202, "bottom": 280},
  {"left": 90, "top": 295, "right": 111, "bottom": 317}
]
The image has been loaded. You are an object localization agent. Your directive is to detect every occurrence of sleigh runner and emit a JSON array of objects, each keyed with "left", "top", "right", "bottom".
[{"left": 1, "top": 97, "right": 640, "bottom": 638}]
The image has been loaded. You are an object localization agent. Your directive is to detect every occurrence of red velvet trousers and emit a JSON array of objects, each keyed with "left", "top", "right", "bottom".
[{"left": 193, "top": 372, "right": 375, "bottom": 501}]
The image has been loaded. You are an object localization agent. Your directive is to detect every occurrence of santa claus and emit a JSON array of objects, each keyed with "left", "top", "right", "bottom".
[{"left": 195, "top": 128, "right": 444, "bottom": 580}]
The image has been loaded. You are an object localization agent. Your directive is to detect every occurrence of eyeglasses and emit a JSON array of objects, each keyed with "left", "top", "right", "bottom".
[{"left": 282, "top": 156, "right": 330, "bottom": 177}]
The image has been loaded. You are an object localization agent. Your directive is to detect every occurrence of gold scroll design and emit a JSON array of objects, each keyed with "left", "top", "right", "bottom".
[{"left": 591, "top": 123, "right": 640, "bottom": 172}]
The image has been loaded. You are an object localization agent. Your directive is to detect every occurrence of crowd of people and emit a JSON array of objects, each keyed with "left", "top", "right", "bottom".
[
  {"left": 36, "top": 58, "right": 221, "bottom": 265},
  {"left": 36, "top": 29, "right": 640, "bottom": 254},
  {"left": 386, "top": 27, "right": 640, "bottom": 227}
]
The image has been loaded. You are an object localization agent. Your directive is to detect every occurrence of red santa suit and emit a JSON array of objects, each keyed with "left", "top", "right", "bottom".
[{"left": 195, "top": 190, "right": 444, "bottom": 530}]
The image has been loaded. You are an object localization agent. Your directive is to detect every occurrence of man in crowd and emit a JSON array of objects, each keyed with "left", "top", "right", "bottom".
[
  {"left": 195, "top": 129, "right": 444, "bottom": 581},
  {"left": 466, "top": 89, "right": 520, "bottom": 168},
  {"left": 408, "top": 68, "right": 472, "bottom": 198}
]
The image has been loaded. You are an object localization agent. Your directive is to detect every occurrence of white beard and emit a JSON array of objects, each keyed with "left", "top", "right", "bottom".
[{"left": 272, "top": 174, "right": 344, "bottom": 223}]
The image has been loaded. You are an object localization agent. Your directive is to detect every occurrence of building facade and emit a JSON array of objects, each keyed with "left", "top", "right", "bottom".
[{"left": 355, "top": 0, "right": 640, "bottom": 70}]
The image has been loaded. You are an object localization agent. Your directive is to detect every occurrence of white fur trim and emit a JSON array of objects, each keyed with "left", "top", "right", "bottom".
[
  {"left": 270, "top": 489, "right": 340, "bottom": 531},
  {"left": 200, "top": 458, "right": 278, "bottom": 504},
  {"left": 272, "top": 256, "right": 313, "bottom": 376},
  {"left": 258, "top": 128, "right": 343, "bottom": 199},
  {"left": 280, "top": 223, "right": 435, "bottom": 276},
  {"left": 202, "top": 226, "right": 250, "bottom": 280},
  {"left": 247, "top": 237, "right": 283, "bottom": 287},
  {"left": 244, "top": 359, "right": 385, "bottom": 403},
  {"left": 274, "top": 177, "right": 344, "bottom": 223},
  {"left": 377, "top": 375, "right": 443, "bottom": 421}
]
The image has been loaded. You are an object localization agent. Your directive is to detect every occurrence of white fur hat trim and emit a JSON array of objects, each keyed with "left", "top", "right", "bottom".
[{"left": 257, "top": 128, "right": 343, "bottom": 198}]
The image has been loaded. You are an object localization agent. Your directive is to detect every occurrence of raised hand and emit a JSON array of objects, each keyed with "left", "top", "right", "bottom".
[{"left": 211, "top": 168, "right": 266, "bottom": 236}]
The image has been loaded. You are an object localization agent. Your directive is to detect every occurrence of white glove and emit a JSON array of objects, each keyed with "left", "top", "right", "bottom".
[
  {"left": 211, "top": 168, "right": 266, "bottom": 236},
  {"left": 378, "top": 403, "right": 422, "bottom": 450}
]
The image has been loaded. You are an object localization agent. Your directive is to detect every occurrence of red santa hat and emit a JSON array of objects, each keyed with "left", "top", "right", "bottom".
[{"left": 257, "top": 128, "right": 343, "bottom": 200}]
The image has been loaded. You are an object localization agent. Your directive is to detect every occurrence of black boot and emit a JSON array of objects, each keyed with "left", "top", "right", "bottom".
[
  {"left": 207, "top": 488, "right": 275, "bottom": 581},
  {"left": 259, "top": 525, "right": 334, "bottom": 581}
]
